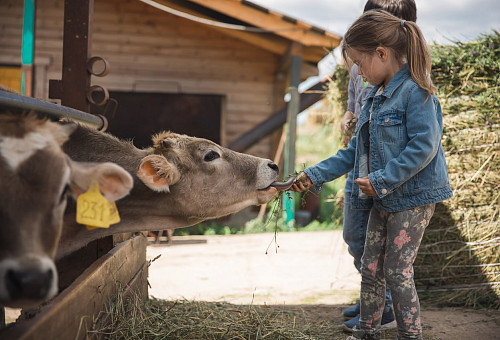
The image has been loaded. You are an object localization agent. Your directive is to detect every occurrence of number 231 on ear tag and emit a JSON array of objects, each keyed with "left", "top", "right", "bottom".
[
  {"left": 85, "top": 202, "right": 120, "bottom": 230},
  {"left": 76, "top": 183, "right": 121, "bottom": 230}
]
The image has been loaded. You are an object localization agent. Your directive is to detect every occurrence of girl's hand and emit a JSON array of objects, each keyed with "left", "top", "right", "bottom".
[
  {"left": 291, "top": 172, "right": 313, "bottom": 192},
  {"left": 354, "top": 176, "right": 376, "bottom": 196}
]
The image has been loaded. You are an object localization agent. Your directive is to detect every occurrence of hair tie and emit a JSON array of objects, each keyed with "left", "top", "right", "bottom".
[{"left": 401, "top": 19, "right": 406, "bottom": 27}]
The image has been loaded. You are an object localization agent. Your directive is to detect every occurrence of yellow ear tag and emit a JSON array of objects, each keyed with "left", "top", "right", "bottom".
[
  {"left": 85, "top": 203, "right": 120, "bottom": 230},
  {"left": 108, "top": 202, "right": 121, "bottom": 225},
  {"left": 86, "top": 203, "right": 121, "bottom": 230},
  {"left": 76, "top": 182, "right": 112, "bottom": 229}
]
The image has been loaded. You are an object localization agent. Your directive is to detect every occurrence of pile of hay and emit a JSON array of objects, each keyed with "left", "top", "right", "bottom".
[
  {"left": 88, "top": 288, "right": 342, "bottom": 339},
  {"left": 88, "top": 286, "right": 413, "bottom": 339},
  {"left": 414, "top": 31, "right": 500, "bottom": 309}
]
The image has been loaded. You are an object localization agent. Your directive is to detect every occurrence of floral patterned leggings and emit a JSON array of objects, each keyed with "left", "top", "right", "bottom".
[{"left": 359, "top": 204, "right": 435, "bottom": 340}]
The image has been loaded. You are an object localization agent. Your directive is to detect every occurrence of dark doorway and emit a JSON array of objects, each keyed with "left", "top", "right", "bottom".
[{"left": 91, "top": 92, "right": 223, "bottom": 149}]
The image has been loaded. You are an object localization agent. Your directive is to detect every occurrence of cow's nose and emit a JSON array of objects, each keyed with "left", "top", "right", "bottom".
[
  {"left": 267, "top": 162, "right": 279, "bottom": 173},
  {"left": 5, "top": 268, "right": 53, "bottom": 301}
]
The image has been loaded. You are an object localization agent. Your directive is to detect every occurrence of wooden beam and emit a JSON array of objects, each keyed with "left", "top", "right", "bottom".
[
  {"left": 48, "top": 0, "right": 94, "bottom": 112},
  {"left": 150, "top": 0, "right": 287, "bottom": 55},
  {"left": 147, "top": 1, "right": 327, "bottom": 64},
  {"left": 283, "top": 42, "right": 302, "bottom": 224},
  {"left": 276, "top": 44, "right": 292, "bottom": 77},
  {"left": 228, "top": 76, "right": 329, "bottom": 152},
  {"left": 301, "top": 61, "right": 319, "bottom": 79},
  {"left": 206, "top": 27, "right": 327, "bottom": 64},
  {"left": 186, "top": 0, "right": 341, "bottom": 48}
]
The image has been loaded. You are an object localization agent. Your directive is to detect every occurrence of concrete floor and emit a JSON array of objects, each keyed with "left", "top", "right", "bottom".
[
  {"left": 147, "top": 230, "right": 361, "bottom": 305},
  {"left": 146, "top": 232, "right": 500, "bottom": 340}
]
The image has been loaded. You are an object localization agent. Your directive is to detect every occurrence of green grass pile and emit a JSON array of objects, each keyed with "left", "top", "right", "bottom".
[{"left": 414, "top": 31, "right": 500, "bottom": 309}]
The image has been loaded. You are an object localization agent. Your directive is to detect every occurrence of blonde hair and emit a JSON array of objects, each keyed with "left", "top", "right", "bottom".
[{"left": 342, "top": 9, "right": 436, "bottom": 95}]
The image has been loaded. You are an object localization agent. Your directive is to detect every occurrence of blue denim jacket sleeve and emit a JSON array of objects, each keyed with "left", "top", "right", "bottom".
[
  {"left": 368, "top": 86, "right": 443, "bottom": 197},
  {"left": 304, "top": 136, "right": 356, "bottom": 192}
]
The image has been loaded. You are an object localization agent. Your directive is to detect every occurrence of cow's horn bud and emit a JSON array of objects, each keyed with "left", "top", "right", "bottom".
[{"left": 162, "top": 139, "right": 171, "bottom": 148}]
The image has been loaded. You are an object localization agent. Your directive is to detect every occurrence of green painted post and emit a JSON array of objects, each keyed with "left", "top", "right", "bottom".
[
  {"left": 282, "top": 44, "right": 302, "bottom": 230},
  {"left": 21, "top": 0, "right": 35, "bottom": 95},
  {"left": 282, "top": 122, "right": 293, "bottom": 229}
]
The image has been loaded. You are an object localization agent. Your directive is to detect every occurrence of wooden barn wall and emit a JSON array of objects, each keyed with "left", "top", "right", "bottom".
[
  {"left": 0, "top": 0, "right": 282, "bottom": 158},
  {"left": 0, "top": 2, "right": 23, "bottom": 67}
]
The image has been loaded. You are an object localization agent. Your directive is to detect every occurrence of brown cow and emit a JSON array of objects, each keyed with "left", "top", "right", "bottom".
[
  {"left": 0, "top": 113, "right": 133, "bottom": 308},
  {"left": 59, "top": 127, "right": 281, "bottom": 259}
]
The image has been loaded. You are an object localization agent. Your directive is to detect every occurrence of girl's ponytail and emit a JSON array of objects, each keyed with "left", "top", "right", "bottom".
[
  {"left": 342, "top": 10, "right": 436, "bottom": 95},
  {"left": 402, "top": 20, "right": 436, "bottom": 95}
]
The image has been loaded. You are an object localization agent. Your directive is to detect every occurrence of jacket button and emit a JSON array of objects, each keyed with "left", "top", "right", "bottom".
[
  {"left": 381, "top": 189, "right": 388, "bottom": 194},
  {"left": 385, "top": 117, "right": 390, "bottom": 123}
]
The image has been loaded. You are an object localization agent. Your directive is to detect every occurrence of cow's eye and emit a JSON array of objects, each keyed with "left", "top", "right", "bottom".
[{"left": 204, "top": 150, "right": 220, "bottom": 162}]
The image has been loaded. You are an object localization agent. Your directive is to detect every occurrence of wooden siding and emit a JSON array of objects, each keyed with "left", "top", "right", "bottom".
[
  {"left": 0, "top": 0, "right": 287, "bottom": 158},
  {"left": 0, "top": 1, "right": 23, "bottom": 62}
]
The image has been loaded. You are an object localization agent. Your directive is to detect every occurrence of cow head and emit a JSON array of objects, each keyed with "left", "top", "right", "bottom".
[
  {"left": 136, "top": 131, "right": 279, "bottom": 221},
  {"left": 0, "top": 114, "right": 133, "bottom": 308}
]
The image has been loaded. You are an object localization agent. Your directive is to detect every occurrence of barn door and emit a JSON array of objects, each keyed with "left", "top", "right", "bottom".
[{"left": 92, "top": 92, "right": 223, "bottom": 149}]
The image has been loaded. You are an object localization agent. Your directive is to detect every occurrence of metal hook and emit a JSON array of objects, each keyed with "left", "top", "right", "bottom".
[
  {"left": 86, "top": 85, "right": 109, "bottom": 106},
  {"left": 97, "top": 114, "right": 109, "bottom": 132},
  {"left": 102, "top": 98, "right": 118, "bottom": 120},
  {"left": 87, "top": 56, "right": 110, "bottom": 77}
]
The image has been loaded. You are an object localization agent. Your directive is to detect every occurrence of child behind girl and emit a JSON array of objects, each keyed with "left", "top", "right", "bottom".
[{"left": 292, "top": 9, "right": 452, "bottom": 340}]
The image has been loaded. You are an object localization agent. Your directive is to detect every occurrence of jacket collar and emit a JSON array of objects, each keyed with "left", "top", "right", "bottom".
[{"left": 366, "top": 64, "right": 411, "bottom": 99}]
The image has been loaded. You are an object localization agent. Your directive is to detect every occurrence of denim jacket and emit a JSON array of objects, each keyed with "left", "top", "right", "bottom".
[{"left": 305, "top": 65, "right": 452, "bottom": 212}]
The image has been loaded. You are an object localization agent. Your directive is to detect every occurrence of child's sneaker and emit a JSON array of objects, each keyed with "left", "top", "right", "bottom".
[
  {"left": 342, "top": 308, "right": 396, "bottom": 332},
  {"left": 380, "top": 308, "right": 396, "bottom": 330},
  {"left": 345, "top": 326, "right": 381, "bottom": 340},
  {"left": 342, "top": 301, "right": 361, "bottom": 320},
  {"left": 343, "top": 314, "right": 361, "bottom": 332}
]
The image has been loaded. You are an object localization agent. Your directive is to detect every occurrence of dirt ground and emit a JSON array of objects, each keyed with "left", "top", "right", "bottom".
[{"left": 147, "top": 231, "right": 500, "bottom": 340}]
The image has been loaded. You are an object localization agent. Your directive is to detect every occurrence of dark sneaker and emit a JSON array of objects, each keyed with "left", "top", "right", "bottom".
[
  {"left": 345, "top": 326, "right": 381, "bottom": 340},
  {"left": 380, "top": 308, "right": 396, "bottom": 330},
  {"left": 343, "top": 314, "right": 360, "bottom": 332},
  {"left": 342, "top": 309, "right": 396, "bottom": 333},
  {"left": 342, "top": 301, "right": 361, "bottom": 320}
]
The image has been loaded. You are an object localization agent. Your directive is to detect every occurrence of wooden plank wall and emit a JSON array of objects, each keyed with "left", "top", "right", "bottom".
[
  {"left": 0, "top": 1, "right": 23, "bottom": 64},
  {"left": 0, "top": 0, "right": 284, "bottom": 158}
]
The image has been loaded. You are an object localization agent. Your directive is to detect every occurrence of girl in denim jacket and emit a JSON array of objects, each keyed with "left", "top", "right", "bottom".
[{"left": 292, "top": 10, "right": 452, "bottom": 340}]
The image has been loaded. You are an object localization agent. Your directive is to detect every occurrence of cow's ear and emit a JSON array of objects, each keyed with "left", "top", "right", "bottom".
[
  {"left": 46, "top": 122, "right": 77, "bottom": 145},
  {"left": 137, "top": 155, "right": 180, "bottom": 193},
  {"left": 69, "top": 161, "right": 133, "bottom": 202}
]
